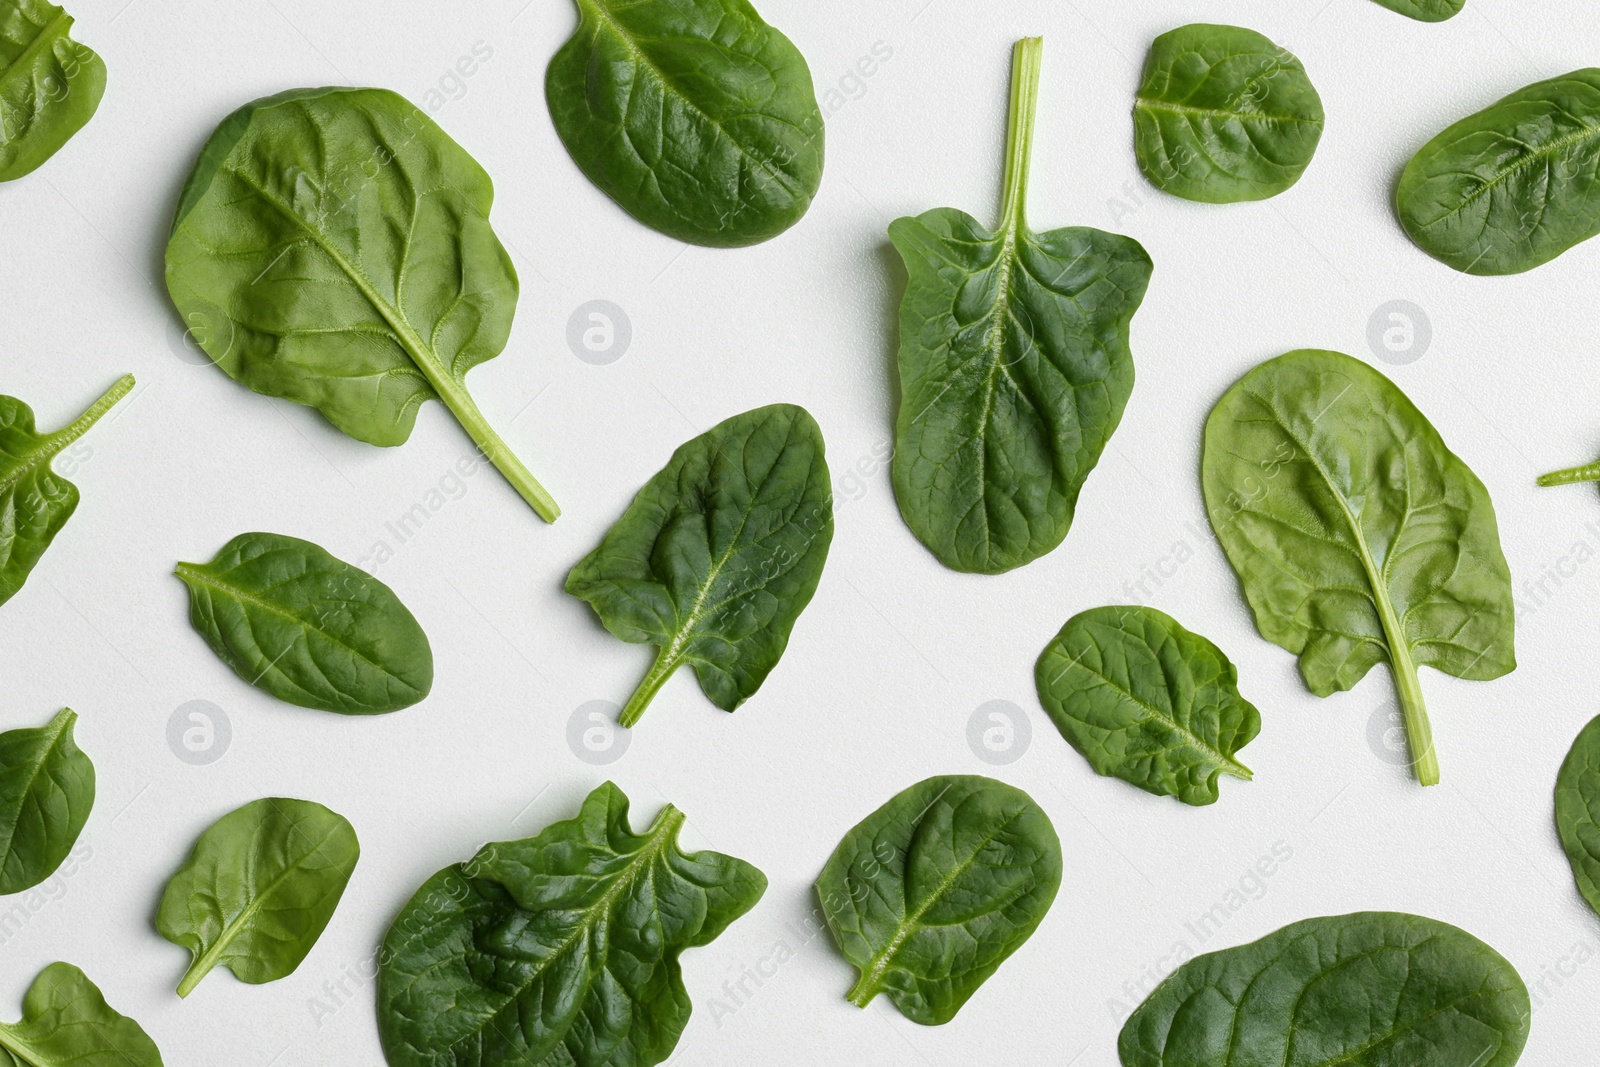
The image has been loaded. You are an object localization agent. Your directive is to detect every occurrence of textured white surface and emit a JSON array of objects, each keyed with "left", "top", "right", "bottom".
[{"left": 1, "top": 0, "right": 1596, "bottom": 1063}]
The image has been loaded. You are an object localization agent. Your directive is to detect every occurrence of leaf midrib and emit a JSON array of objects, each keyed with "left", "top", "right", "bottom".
[
  {"left": 1134, "top": 97, "right": 1314, "bottom": 125},
  {"left": 0, "top": 710, "right": 73, "bottom": 887},
  {"left": 0, "top": 9, "right": 71, "bottom": 100},
  {"left": 1427, "top": 115, "right": 1600, "bottom": 225}
]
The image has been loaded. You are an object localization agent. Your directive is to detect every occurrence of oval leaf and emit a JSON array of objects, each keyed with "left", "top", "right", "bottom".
[
  {"left": 1556, "top": 714, "right": 1600, "bottom": 921},
  {"left": 0, "top": 0, "right": 105, "bottom": 181},
  {"left": 158, "top": 797, "right": 359, "bottom": 997},
  {"left": 1119, "top": 912, "right": 1529, "bottom": 1067},
  {"left": 566, "top": 404, "right": 833, "bottom": 727},
  {"left": 164, "top": 87, "right": 557, "bottom": 521},
  {"left": 1201, "top": 350, "right": 1515, "bottom": 786},
  {"left": 1398, "top": 69, "right": 1600, "bottom": 275},
  {"left": 1371, "top": 0, "right": 1465, "bottom": 20},
  {"left": 1035, "top": 606, "right": 1259, "bottom": 805},
  {"left": 376, "top": 781, "right": 766, "bottom": 1067},
  {"left": 0, "top": 708, "right": 93, "bottom": 895},
  {"left": 892, "top": 39, "right": 1152, "bottom": 574},
  {"left": 1133, "top": 24, "right": 1323, "bottom": 203},
  {"left": 0, "top": 962, "right": 163, "bottom": 1066},
  {"left": 546, "top": 0, "right": 825, "bottom": 247},
  {"left": 175, "top": 531, "right": 433, "bottom": 714},
  {"left": 815, "top": 774, "right": 1062, "bottom": 1025}
]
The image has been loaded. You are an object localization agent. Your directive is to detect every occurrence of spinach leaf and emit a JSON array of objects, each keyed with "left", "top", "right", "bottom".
[
  {"left": 546, "top": 0, "right": 824, "bottom": 248},
  {"left": 376, "top": 781, "right": 765, "bottom": 1067},
  {"left": 1119, "top": 912, "right": 1529, "bottom": 1067},
  {"left": 1397, "top": 70, "right": 1600, "bottom": 275},
  {"left": 0, "top": 963, "right": 163, "bottom": 1066},
  {"left": 566, "top": 404, "right": 832, "bottom": 727},
  {"left": 164, "top": 87, "right": 558, "bottom": 522},
  {"left": 175, "top": 531, "right": 433, "bottom": 715},
  {"left": 0, "top": 375, "right": 133, "bottom": 608},
  {"left": 815, "top": 774, "right": 1061, "bottom": 1025},
  {"left": 1555, "top": 714, "right": 1600, "bottom": 922},
  {"left": 1133, "top": 24, "right": 1323, "bottom": 204},
  {"left": 0, "top": 0, "right": 105, "bottom": 181},
  {"left": 891, "top": 38, "right": 1152, "bottom": 574},
  {"left": 0, "top": 708, "right": 92, "bottom": 896},
  {"left": 1035, "top": 605, "right": 1259, "bottom": 805},
  {"left": 1202, "top": 350, "right": 1514, "bottom": 786},
  {"left": 157, "top": 797, "right": 359, "bottom": 998},
  {"left": 1371, "top": 0, "right": 1465, "bottom": 20}
]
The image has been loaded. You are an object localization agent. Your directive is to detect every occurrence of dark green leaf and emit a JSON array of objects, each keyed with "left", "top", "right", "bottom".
[
  {"left": 546, "top": 0, "right": 824, "bottom": 247},
  {"left": 892, "top": 38, "right": 1152, "bottom": 574},
  {"left": 1133, "top": 24, "right": 1323, "bottom": 203},
  {"left": 164, "top": 87, "right": 558, "bottom": 522},
  {"left": 0, "top": 375, "right": 133, "bottom": 608},
  {"left": 1556, "top": 714, "right": 1600, "bottom": 922},
  {"left": 1035, "top": 605, "right": 1258, "bottom": 805},
  {"left": 566, "top": 404, "right": 833, "bottom": 727},
  {"left": 815, "top": 774, "right": 1062, "bottom": 1025},
  {"left": 157, "top": 797, "right": 359, "bottom": 997},
  {"left": 0, "top": 708, "right": 93, "bottom": 896},
  {"left": 376, "top": 781, "right": 766, "bottom": 1067},
  {"left": 0, "top": 0, "right": 105, "bottom": 181},
  {"left": 1202, "top": 350, "right": 1514, "bottom": 786},
  {"left": 175, "top": 531, "right": 433, "bottom": 714},
  {"left": 0, "top": 962, "right": 163, "bottom": 1066},
  {"left": 1119, "top": 912, "right": 1529, "bottom": 1067},
  {"left": 1371, "top": 0, "right": 1465, "bottom": 20},
  {"left": 1397, "top": 69, "right": 1600, "bottom": 275}
]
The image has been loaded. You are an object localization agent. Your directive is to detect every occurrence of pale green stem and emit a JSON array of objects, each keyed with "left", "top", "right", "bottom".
[
  {"left": 619, "top": 646, "right": 680, "bottom": 728},
  {"left": 1538, "top": 460, "right": 1600, "bottom": 487},
  {"left": 847, "top": 973, "right": 880, "bottom": 1009},
  {"left": 176, "top": 954, "right": 216, "bottom": 999},
  {"left": 50, "top": 374, "right": 134, "bottom": 451},
  {"left": 1390, "top": 639, "right": 1439, "bottom": 787},
  {"left": 999, "top": 37, "right": 1044, "bottom": 230},
  {"left": 427, "top": 378, "right": 560, "bottom": 523}
]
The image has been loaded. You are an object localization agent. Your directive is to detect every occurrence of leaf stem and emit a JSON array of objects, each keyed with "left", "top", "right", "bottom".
[
  {"left": 1390, "top": 637, "right": 1439, "bottom": 787},
  {"left": 619, "top": 646, "right": 679, "bottom": 728},
  {"left": 1538, "top": 460, "right": 1600, "bottom": 487},
  {"left": 175, "top": 955, "right": 215, "bottom": 999},
  {"left": 428, "top": 376, "right": 560, "bottom": 523},
  {"left": 50, "top": 373, "right": 134, "bottom": 450},
  {"left": 999, "top": 37, "right": 1044, "bottom": 230},
  {"left": 846, "top": 973, "right": 880, "bottom": 1009}
]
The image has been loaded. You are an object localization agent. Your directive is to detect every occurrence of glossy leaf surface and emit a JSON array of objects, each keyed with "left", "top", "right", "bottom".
[
  {"left": 815, "top": 774, "right": 1062, "bottom": 1025},
  {"left": 175, "top": 531, "right": 433, "bottom": 714},
  {"left": 0, "top": 708, "right": 92, "bottom": 896},
  {"left": 376, "top": 781, "right": 766, "bottom": 1067},
  {"left": 546, "top": 0, "right": 824, "bottom": 247},
  {"left": 0, "top": 963, "right": 163, "bottom": 1066},
  {"left": 1556, "top": 714, "right": 1600, "bottom": 922},
  {"left": 0, "top": 0, "right": 105, "bottom": 181},
  {"left": 1035, "top": 606, "right": 1258, "bottom": 805}
]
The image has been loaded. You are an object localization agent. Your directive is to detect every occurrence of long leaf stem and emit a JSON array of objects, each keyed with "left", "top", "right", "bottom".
[
  {"left": 999, "top": 37, "right": 1044, "bottom": 231},
  {"left": 50, "top": 373, "right": 134, "bottom": 451},
  {"left": 428, "top": 375, "right": 561, "bottom": 523},
  {"left": 1538, "top": 460, "right": 1600, "bottom": 487},
  {"left": 619, "top": 646, "right": 679, "bottom": 728},
  {"left": 1388, "top": 628, "right": 1439, "bottom": 787}
]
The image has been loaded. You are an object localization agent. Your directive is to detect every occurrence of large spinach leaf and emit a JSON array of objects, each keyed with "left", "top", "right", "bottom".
[
  {"left": 164, "top": 87, "right": 558, "bottom": 522},
  {"left": 1202, "top": 350, "right": 1514, "bottom": 786},
  {"left": 0, "top": 375, "right": 133, "bottom": 608},
  {"left": 1133, "top": 24, "right": 1323, "bottom": 203},
  {"left": 1371, "top": 0, "right": 1465, "bottom": 20},
  {"left": 546, "top": 0, "right": 824, "bottom": 247},
  {"left": 1556, "top": 714, "right": 1600, "bottom": 922},
  {"left": 1119, "top": 912, "right": 1529, "bottom": 1067},
  {"left": 0, "top": 0, "right": 104, "bottom": 181},
  {"left": 376, "top": 781, "right": 765, "bottom": 1067},
  {"left": 815, "top": 774, "right": 1061, "bottom": 1025},
  {"left": 891, "top": 38, "right": 1152, "bottom": 574},
  {"left": 158, "top": 797, "right": 359, "bottom": 997},
  {"left": 175, "top": 531, "right": 433, "bottom": 714},
  {"left": 566, "top": 404, "right": 832, "bottom": 727},
  {"left": 0, "top": 963, "right": 163, "bottom": 1066},
  {"left": 1035, "top": 605, "right": 1258, "bottom": 806},
  {"left": 1397, "top": 69, "right": 1600, "bottom": 275},
  {"left": 0, "top": 708, "right": 92, "bottom": 896}
]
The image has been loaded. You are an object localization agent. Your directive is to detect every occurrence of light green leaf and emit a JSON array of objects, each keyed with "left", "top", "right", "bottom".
[
  {"left": 0, "top": 0, "right": 105, "bottom": 181},
  {"left": 1556, "top": 714, "right": 1600, "bottom": 923},
  {"left": 1371, "top": 0, "right": 1465, "bottom": 21},
  {"left": 0, "top": 708, "right": 92, "bottom": 896},
  {"left": 0, "top": 963, "right": 162, "bottom": 1066}
]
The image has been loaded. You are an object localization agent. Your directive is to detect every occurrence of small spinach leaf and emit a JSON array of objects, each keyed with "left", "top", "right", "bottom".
[
  {"left": 0, "top": 375, "right": 133, "bottom": 608},
  {"left": 1202, "top": 350, "right": 1514, "bottom": 786},
  {"left": 1035, "top": 605, "right": 1258, "bottom": 805},
  {"left": 158, "top": 797, "right": 359, "bottom": 997},
  {"left": 1397, "top": 70, "right": 1600, "bottom": 274},
  {"left": 175, "top": 531, "right": 433, "bottom": 715},
  {"left": 0, "top": 0, "right": 105, "bottom": 181},
  {"left": 0, "top": 962, "right": 163, "bottom": 1066},
  {"left": 1133, "top": 24, "right": 1323, "bottom": 203},
  {"left": 1119, "top": 912, "right": 1529, "bottom": 1067},
  {"left": 546, "top": 0, "right": 824, "bottom": 247},
  {"left": 891, "top": 38, "right": 1152, "bottom": 574},
  {"left": 566, "top": 404, "right": 832, "bottom": 727},
  {"left": 1555, "top": 714, "right": 1600, "bottom": 922},
  {"left": 1371, "top": 0, "right": 1465, "bottom": 20},
  {"left": 164, "top": 87, "right": 558, "bottom": 522},
  {"left": 376, "top": 781, "right": 765, "bottom": 1067},
  {"left": 815, "top": 774, "right": 1061, "bottom": 1025},
  {"left": 0, "top": 708, "right": 93, "bottom": 896}
]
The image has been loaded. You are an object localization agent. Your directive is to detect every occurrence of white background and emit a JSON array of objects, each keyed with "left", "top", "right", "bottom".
[{"left": 1, "top": 0, "right": 1597, "bottom": 1063}]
